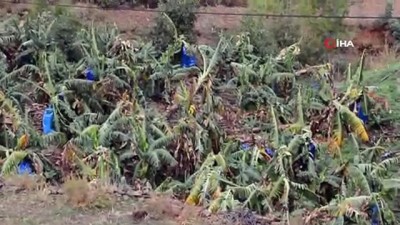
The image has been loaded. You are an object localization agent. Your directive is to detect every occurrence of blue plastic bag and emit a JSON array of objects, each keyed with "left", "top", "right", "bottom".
[
  {"left": 17, "top": 159, "right": 34, "bottom": 175},
  {"left": 241, "top": 143, "right": 251, "bottom": 151},
  {"left": 84, "top": 68, "right": 95, "bottom": 81},
  {"left": 299, "top": 140, "right": 316, "bottom": 170},
  {"left": 265, "top": 148, "right": 275, "bottom": 158},
  {"left": 58, "top": 92, "right": 64, "bottom": 101},
  {"left": 309, "top": 141, "right": 316, "bottom": 160},
  {"left": 42, "top": 106, "right": 55, "bottom": 135},
  {"left": 356, "top": 102, "right": 368, "bottom": 124},
  {"left": 241, "top": 143, "right": 275, "bottom": 158},
  {"left": 370, "top": 204, "right": 380, "bottom": 225},
  {"left": 181, "top": 45, "right": 196, "bottom": 68}
]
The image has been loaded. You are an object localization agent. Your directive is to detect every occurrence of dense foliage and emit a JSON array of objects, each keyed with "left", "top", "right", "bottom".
[
  {"left": 386, "top": 0, "right": 400, "bottom": 48},
  {"left": 1, "top": 10, "right": 400, "bottom": 225},
  {"left": 151, "top": 0, "right": 198, "bottom": 52},
  {"left": 244, "top": 0, "right": 349, "bottom": 66}
]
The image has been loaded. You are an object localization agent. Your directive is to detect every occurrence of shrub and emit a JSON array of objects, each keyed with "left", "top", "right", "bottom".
[
  {"left": 51, "top": 14, "right": 83, "bottom": 62},
  {"left": 386, "top": 0, "right": 400, "bottom": 48},
  {"left": 244, "top": 0, "right": 349, "bottom": 65},
  {"left": 99, "top": 0, "right": 123, "bottom": 8},
  {"left": 150, "top": 0, "right": 198, "bottom": 51},
  {"left": 199, "top": 0, "right": 247, "bottom": 7},
  {"left": 239, "top": 17, "right": 280, "bottom": 56}
]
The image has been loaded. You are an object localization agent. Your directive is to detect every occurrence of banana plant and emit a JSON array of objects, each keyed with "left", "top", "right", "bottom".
[{"left": 129, "top": 104, "right": 177, "bottom": 186}]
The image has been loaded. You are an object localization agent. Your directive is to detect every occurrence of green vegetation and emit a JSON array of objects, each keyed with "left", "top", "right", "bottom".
[
  {"left": 70, "top": 0, "right": 246, "bottom": 8},
  {"left": 245, "top": 0, "right": 349, "bottom": 64},
  {"left": 151, "top": 0, "right": 198, "bottom": 51},
  {"left": 1, "top": 6, "right": 400, "bottom": 225}
]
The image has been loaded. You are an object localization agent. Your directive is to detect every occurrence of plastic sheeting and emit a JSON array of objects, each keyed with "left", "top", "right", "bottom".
[
  {"left": 181, "top": 45, "right": 196, "bottom": 68},
  {"left": 42, "top": 106, "right": 55, "bottom": 135}
]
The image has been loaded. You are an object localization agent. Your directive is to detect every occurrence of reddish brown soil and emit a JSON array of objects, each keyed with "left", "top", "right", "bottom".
[
  {"left": 0, "top": 177, "right": 221, "bottom": 225},
  {"left": 3, "top": 0, "right": 400, "bottom": 45},
  {"left": 353, "top": 25, "right": 396, "bottom": 53},
  {"left": 0, "top": 2, "right": 246, "bottom": 45}
]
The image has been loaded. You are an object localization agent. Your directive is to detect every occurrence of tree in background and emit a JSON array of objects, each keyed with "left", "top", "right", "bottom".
[
  {"left": 386, "top": 0, "right": 400, "bottom": 47},
  {"left": 151, "top": 0, "right": 198, "bottom": 52},
  {"left": 244, "top": 0, "right": 349, "bottom": 65}
]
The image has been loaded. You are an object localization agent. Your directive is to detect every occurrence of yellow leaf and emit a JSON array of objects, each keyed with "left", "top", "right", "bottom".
[
  {"left": 208, "top": 198, "right": 221, "bottom": 213},
  {"left": 328, "top": 139, "right": 341, "bottom": 157},
  {"left": 62, "top": 147, "right": 76, "bottom": 164},
  {"left": 185, "top": 195, "right": 198, "bottom": 206},
  {"left": 353, "top": 121, "right": 369, "bottom": 142},
  {"left": 349, "top": 88, "right": 361, "bottom": 100},
  {"left": 334, "top": 101, "right": 369, "bottom": 142},
  {"left": 332, "top": 123, "right": 343, "bottom": 147},
  {"left": 287, "top": 123, "right": 303, "bottom": 134},
  {"left": 345, "top": 111, "right": 369, "bottom": 142},
  {"left": 259, "top": 149, "right": 272, "bottom": 161},
  {"left": 16, "top": 134, "right": 29, "bottom": 150},
  {"left": 328, "top": 113, "right": 344, "bottom": 158},
  {"left": 188, "top": 104, "right": 196, "bottom": 116},
  {"left": 212, "top": 186, "right": 221, "bottom": 200}
]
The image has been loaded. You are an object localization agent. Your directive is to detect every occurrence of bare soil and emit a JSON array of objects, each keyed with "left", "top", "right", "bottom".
[
  {"left": 0, "top": 192, "right": 138, "bottom": 225},
  {"left": 0, "top": 176, "right": 218, "bottom": 225},
  {"left": 0, "top": 2, "right": 246, "bottom": 45},
  {"left": 3, "top": 0, "right": 400, "bottom": 45}
]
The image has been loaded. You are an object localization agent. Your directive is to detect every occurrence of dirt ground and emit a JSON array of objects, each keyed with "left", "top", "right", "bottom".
[
  {"left": 0, "top": 176, "right": 217, "bottom": 225},
  {"left": 0, "top": 195, "right": 195, "bottom": 225},
  {"left": 0, "top": 2, "right": 246, "bottom": 45},
  {"left": 74, "top": 4, "right": 246, "bottom": 44},
  {"left": 0, "top": 192, "right": 138, "bottom": 225},
  {"left": 2, "top": 0, "right": 400, "bottom": 44},
  {"left": 0, "top": 176, "right": 290, "bottom": 225}
]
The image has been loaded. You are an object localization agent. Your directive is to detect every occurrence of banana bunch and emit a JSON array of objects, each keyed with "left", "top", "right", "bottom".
[{"left": 16, "top": 134, "right": 29, "bottom": 150}]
